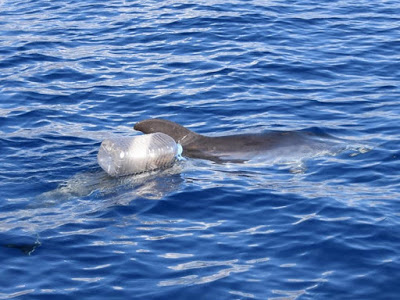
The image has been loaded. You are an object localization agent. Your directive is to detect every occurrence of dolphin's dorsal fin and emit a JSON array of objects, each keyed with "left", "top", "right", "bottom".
[{"left": 134, "top": 119, "right": 200, "bottom": 146}]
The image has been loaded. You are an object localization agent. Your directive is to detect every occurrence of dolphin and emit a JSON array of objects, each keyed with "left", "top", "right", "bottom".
[{"left": 134, "top": 119, "right": 344, "bottom": 164}]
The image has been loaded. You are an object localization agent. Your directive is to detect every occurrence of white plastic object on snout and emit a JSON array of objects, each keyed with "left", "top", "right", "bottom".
[{"left": 97, "top": 132, "right": 183, "bottom": 177}]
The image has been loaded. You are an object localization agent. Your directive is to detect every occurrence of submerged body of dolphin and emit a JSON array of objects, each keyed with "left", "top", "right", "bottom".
[{"left": 134, "top": 119, "right": 344, "bottom": 163}]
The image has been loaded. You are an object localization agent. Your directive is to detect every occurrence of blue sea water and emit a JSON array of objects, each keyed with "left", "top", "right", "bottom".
[{"left": 1, "top": 0, "right": 400, "bottom": 299}]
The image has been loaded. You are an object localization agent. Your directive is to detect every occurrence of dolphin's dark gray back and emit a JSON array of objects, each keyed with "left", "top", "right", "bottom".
[
  {"left": 134, "top": 119, "right": 226, "bottom": 161},
  {"left": 134, "top": 119, "right": 343, "bottom": 163},
  {"left": 134, "top": 119, "right": 200, "bottom": 145}
]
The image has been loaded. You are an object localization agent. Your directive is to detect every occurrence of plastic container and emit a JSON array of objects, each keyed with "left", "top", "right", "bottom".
[{"left": 97, "top": 133, "right": 183, "bottom": 177}]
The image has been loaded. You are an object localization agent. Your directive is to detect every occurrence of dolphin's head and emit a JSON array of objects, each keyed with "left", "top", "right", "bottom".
[{"left": 134, "top": 119, "right": 197, "bottom": 145}]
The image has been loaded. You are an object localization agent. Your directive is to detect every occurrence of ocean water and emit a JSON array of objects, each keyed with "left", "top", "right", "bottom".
[{"left": 1, "top": 0, "right": 400, "bottom": 299}]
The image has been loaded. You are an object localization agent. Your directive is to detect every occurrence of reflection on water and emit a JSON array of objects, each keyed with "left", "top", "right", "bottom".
[
  {"left": 0, "top": 164, "right": 185, "bottom": 252},
  {"left": 159, "top": 259, "right": 252, "bottom": 287},
  {"left": 40, "top": 161, "right": 186, "bottom": 202}
]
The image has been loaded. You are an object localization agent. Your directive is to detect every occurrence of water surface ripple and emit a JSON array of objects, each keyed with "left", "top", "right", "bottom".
[{"left": 1, "top": 0, "right": 400, "bottom": 299}]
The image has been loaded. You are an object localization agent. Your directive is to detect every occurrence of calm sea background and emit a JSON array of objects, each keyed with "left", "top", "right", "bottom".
[{"left": 1, "top": 0, "right": 400, "bottom": 299}]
